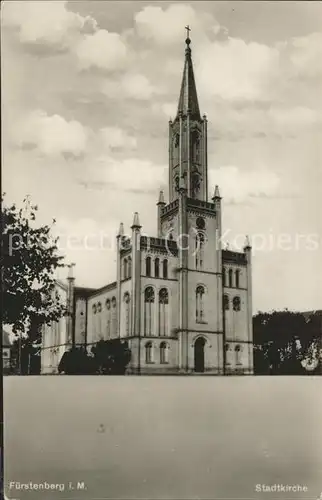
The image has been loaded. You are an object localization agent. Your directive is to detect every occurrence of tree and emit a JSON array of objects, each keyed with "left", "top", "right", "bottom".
[
  {"left": 2, "top": 194, "right": 67, "bottom": 335},
  {"left": 58, "top": 347, "right": 96, "bottom": 375},
  {"left": 57, "top": 340, "right": 132, "bottom": 375},
  {"left": 91, "top": 339, "right": 131, "bottom": 375},
  {"left": 253, "top": 310, "right": 321, "bottom": 375}
]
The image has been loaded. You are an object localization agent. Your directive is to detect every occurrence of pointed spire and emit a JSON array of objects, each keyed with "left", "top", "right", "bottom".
[
  {"left": 212, "top": 185, "right": 221, "bottom": 201},
  {"left": 67, "top": 263, "right": 75, "bottom": 280},
  {"left": 244, "top": 235, "right": 251, "bottom": 249},
  {"left": 157, "top": 190, "right": 165, "bottom": 205},
  {"left": 176, "top": 27, "right": 201, "bottom": 120},
  {"left": 131, "top": 212, "right": 141, "bottom": 229},
  {"left": 117, "top": 222, "right": 124, "bottom": 237}
]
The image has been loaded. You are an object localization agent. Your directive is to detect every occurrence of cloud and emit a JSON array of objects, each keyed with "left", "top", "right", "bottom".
[
  {"left": 134, "top": 3, "right": 217, "bottom": 45},
  {"left": 101, "top": 73, "right": 162, "bottom": 100},
  {"left": 2, "top": 0, "right": 96, "bottom": 48},
  {"left": 152, "top": 101, "right": 177, "bottom": 119},
  {"left": 99, "top": 127, "right": 137, "bottom": 151},
  {"left": 210, "top": 166, "right": 280, "bottom": 203},
  {"left": 83, "top": 157, "right": 167, "bottom": 193},
  {"left": 268, "top": 106, "right": 321, "bottom": 127},
  {"left": 289, "top": 32, "right": 322, "bottom": 78},
  {"left": 197, "top": 38, "right": 279, "bottom": 101},
  {"left": 75, "top": 30, "right": 128, "bottom": 70},
  {"left": 13, "top": 110, "right": 88, "bottom": 157}
]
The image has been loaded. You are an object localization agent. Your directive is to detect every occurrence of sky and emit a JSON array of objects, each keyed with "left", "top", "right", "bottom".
[{"left": 2, "top": 1, "right": 322, "bottom": 313}]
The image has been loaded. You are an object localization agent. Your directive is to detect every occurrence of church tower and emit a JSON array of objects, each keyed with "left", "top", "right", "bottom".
[
  {"left": 158, "top": 28, "right": 226, "bottom": 373},
  {"left": 168, "top": 28, "right": 208, "bottom": 203}
]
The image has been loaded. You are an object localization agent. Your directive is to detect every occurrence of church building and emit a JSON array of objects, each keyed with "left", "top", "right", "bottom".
[{"left": 41, "top": 32, "right": 254, "bottom": 375}]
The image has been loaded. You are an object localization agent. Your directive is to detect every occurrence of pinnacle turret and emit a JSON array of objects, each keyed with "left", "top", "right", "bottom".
[{"left": 131, "top": 212, "right": 141, "bottom": 229}]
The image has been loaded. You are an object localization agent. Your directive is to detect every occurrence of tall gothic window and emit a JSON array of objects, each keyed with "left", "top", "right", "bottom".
[
  {"left": 191, "top": 170, "right": 201, "bottom": 198},
  {"left": 124, "top": 293, "right": 131, "bottom": 336},
  {"left": 158, "top": 288, "right": 169, "bottom": 337},
  {"left": 196, "top": 285, "right": 205, "bottom": 323},
  {"left": 163, "top": 259, "right": 168, "bottom": 279},
  {"left": 224, "top": 294, "right": 229, "bottom": 311},
  {"left": 111, "top": 297, "right": 117, "bottom": 336},
  {"left": 145, "top": 341, "right": 153, "bottom": 363},
  {"left": 235, "top": 345, "right": 242, "bottom": 365},
  {"left": 92, "top": 304, "right": 97, "bottom": 338},
  {"left": 123, "top": 259, "right": 128, "bottom": 280},
  {"left": 146, "top": 256, "right": 151, "bottom": 277},
  {"left": 228, "top": 269, "right": 233, "bottom": 288},
  {"left": 106, "top": 299, "right": 111, "bottom": 338},
  {"left": 191, "top": 130, "right": 201, "bottom": 164},
  {"left": 235, "top": 269, "right": 240, "bottom": 288},
  {"left": 97, "top": 302, "right": 102, "bottom": 339},
  {"left": 173, "top": 134, "right": 180, "bottom": 167},
  {"left": 224, "top": 343, "right": 230, "bottom": 366},
  {"left": 154, "top": 258, "right": 160, "bottom": 278},
  {"left": 144, "top": 287, "right": 155, "bottom": 336},
  {"left": 195, "top": 232, "right": 205, "bottom": 270},
  {"left": 160, "top": 342, "right": 169, "bottom": 364},
  {"left": 223, "top": 267, "right": 227, "bottom": 287},
  {"left": 128, "top": 257, "right": 132, "bottom": 278},
  {"left": 233, "top": 296, "right": 241, "bottom": 311},
  {"left": 174, "top": 175, "right": 180, "bottom": 193}
]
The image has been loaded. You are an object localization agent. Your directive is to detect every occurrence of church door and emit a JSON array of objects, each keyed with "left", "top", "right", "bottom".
[{"left": 194, "top": 337, "right": 206, "bottom": 373}]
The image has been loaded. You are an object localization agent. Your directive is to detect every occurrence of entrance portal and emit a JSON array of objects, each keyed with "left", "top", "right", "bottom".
[{"left": 194, "top": 337, "right": 206, "bottom": 372}]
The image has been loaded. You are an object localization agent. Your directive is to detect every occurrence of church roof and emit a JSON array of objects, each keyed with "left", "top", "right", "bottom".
[{"left": 176, "top": 33, "right": 201, "bottom": 120}]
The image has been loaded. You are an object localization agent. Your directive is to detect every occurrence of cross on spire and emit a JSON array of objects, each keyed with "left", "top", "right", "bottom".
[{"left": 185, "top": 25, "right": 191, "bottom": 39}]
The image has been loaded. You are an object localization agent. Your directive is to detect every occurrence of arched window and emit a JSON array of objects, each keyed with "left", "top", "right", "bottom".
[
  {"left": 233, "top": 296, "right": 241, "bottom": 311},
  {"left": 97, "top": 302, "right": 102, "bottom": 338},
  {"left": 224, "top": 294, "right": 229, "bottom": 311},
  {"left": 160, "top": 342, "right": 169, "bottom": 364},
  {"left": 224, "top": 343, "right": 230, "bottom": 365},
  {"left": 196, "top": 285, "right": 205, "bottom": 323},
  {"left": 223, "top": 267, "right": 227, "bottom": 287},
  {"left": 235, "top": 345, "right": 242, "bottom": 365},
  {"left": 154, "top": 258, "right": 160, "bottom": 278},
  {"left": 163, "top": 259, "right": 168, "bottom": 279},
  {"left": 92, "top": 304, "right": 97, "bottom": 314},
  {"left": 111, "top": 297, "right": 117, "bottom": 336},
  {"left": 123, "top": 258, "right": 128, "bottom": 280},
  {"left": 144, "top": 287, "right": 155, "bottom": 336},
  {"left": 174, "top": 175, "right": 180, "bottom": 192},
  {"left": 128, "top": 257, "right": 132, "bottom": 278},
  {"left": 158, "top": 288, "right": 169, "bottom": 336},
  {"left": 145, "top": 341, "right": 153, "bottom": 364},
  {"left": 195, "top": 232, "right": 205, "bottom": 270},
  {"left": 146, "top": 256, "right": 151, "bottom": 277},
  {"left": 235, "top": 269, "right": 240, "bottom": 288},
  {"left": 124, "top": 293, "right": 131, "bottom": 336},
  {"left": 191, "top": 130, "right": 201, "bottom": 164},
  {"left": 228, "top": 269, "right": 233, "bottom": 288},
  {"left": 106, "top": 299, "right": 111, "bottom": 338}
]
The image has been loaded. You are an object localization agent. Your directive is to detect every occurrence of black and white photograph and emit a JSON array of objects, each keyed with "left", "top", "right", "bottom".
[{"left": 2, "top": 1, "right": 322, "bottom": 499}]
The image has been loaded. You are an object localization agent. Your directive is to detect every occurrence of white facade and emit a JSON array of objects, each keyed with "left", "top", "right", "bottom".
[{"left": 41, "top": 35, "right": 253, "bottom": 375}]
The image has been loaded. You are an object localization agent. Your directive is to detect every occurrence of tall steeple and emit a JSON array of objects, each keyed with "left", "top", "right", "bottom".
[
  {"left": 176, "top": 26, "right": 201, "bottom": 121},
  {"left": 168, "top": 27, "right": 208, "bottom": 203}
]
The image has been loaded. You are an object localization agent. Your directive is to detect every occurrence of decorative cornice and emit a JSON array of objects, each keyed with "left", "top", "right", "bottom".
[{"left": 140, "top": 236, "right": 178, "bottom": 256}]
